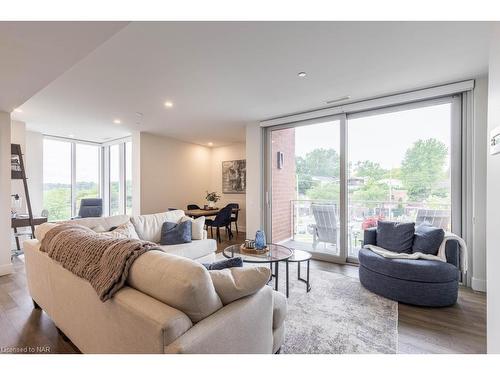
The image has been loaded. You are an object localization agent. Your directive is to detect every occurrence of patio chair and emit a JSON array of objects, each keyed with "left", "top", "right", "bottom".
[
  {"left": 415, "top": 209, "right": 450, "bottom": 230},
  {"left": 310, "top": 203, "right": 338, "bottom": 250}
]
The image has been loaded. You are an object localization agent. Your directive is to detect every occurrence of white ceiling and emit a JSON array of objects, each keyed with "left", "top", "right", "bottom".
[
  {"left": 9, "top": 21, "right": 493, "bottom": 145},
  {"left": 0, "top": 21, "right": 128, "bottom": 113}
]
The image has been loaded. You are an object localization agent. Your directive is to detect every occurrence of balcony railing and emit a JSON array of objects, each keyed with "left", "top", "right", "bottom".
[{"left": 290, "top": 199, "right": 451, "bottom": 256}]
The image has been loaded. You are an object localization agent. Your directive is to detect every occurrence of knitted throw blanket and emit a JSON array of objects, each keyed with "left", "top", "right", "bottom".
[{"left": 40, "top": 224, "right": 158, "bottom": 301}]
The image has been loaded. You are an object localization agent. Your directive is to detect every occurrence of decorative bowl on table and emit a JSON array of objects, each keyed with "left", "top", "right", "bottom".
[{"left": 240, "top": 243, "right": 268, "bottom": 255}]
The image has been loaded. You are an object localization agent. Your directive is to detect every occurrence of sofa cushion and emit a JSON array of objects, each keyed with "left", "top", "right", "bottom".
[
  {"left": 209, "top": 267, "right": 271, "bottom": 305},
  {"left": 412, "top": 224, "right": 444, "bottom": 255},
  {"left": 358, "top": 247, "right": 459, "bottom": 283},
  {"left": 160, "top": 221, "right": 192, "bottom": 245},
  {"left": 131, "top": 210, "right": 185, "bottom": 242},
  {"left": 157, "top": 239, "right": 216, "bottom": 260},
  {"left": 62, "top": 215, "right": 130, "bottom": 232},
  {"left": 179, "top": 216, "right": 205, "bottom": 240},
  {"left": 127, "top": 250, "right": 223, "bottom": 323},
  {"left": 376, "top": 221, "right": 415, "bottom": 253}
]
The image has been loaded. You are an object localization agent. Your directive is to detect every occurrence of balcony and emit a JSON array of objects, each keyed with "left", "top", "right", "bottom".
[{"left": 280, "top": 199, "right": 451, "bottom": 259}]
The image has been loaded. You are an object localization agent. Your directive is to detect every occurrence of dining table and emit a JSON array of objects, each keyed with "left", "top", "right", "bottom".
[{"left": 184, "top": 207, "right": 240, "bottom": 218}]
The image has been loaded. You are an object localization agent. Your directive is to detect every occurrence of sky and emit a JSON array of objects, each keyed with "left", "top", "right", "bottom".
[
  {"left": 43, "top": 139, "right": 100, "bottom": 184},
  {"left": 294, "top": 102, "right": 452, "bottom": 170}
]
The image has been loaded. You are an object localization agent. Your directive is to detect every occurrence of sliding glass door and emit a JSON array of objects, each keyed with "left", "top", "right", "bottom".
[
  {"left": 347, "top": 98, "right": 460, "bottom": 260},
  {"left": 265, "top": 96, "right": 461, "bottom": 264},
  {"left": 267, "top": 116, "right": 346, "bottom": 262}
]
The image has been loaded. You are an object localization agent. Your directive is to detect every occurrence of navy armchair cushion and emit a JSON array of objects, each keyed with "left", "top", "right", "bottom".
[
  {"left": 376, "top": 221, "right": 415, "bottom": 253},
  {"left": 363, "top": 227, "right": 378, "bottom": 246},
  {"left": 160, "top": 220, "right": 192, "bottom": 245},
  {"left": 412, "top": 224, "right": 444, "bottom": 256}
]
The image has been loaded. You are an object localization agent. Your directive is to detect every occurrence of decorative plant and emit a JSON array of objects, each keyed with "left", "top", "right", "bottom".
[{"left": 205, "top": 191, "right": 221, "bottom": 203}]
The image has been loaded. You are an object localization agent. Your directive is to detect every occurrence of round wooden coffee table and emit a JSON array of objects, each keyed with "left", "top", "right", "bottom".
[{"left": 223, "top": 243, "right": 293, "bottom": 292}]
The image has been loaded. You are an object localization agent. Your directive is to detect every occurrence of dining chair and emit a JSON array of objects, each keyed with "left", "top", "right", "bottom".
[
  {"left": 205, "top": 205, "right": 233, "bottom": 243},
  {"left": 187, "top": 204, "right": 201, "bottom": 210},
  {"left": 226, "top": 203, "right": 240, "bottom": 235}
]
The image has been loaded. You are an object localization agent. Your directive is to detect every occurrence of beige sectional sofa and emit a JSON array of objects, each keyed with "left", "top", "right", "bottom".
[{"left": 23, "top": 211, "right": 287, "bottom": 354}]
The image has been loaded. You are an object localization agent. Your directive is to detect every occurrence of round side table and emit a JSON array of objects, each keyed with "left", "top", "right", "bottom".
[{"left": 286, "top": 250, "right": 312, "bottom": 298}]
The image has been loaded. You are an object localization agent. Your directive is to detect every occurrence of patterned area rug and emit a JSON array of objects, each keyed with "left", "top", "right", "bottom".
[{"left": 280, "top": 269, "right": 398, "bottom": 354}]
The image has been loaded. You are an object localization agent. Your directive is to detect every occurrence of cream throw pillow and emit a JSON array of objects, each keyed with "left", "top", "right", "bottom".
[
  {"left": 209, "top": 266, "right": 271, "bottom": 305},
  {"left": 180, "top": 215, "right": 205, "bottom": 240},
  {"left": 109, "top": 221, "right": 140, "bottom": 239},
  {"left": 128, "top": 251, "right": 223, "bottom": 322}
]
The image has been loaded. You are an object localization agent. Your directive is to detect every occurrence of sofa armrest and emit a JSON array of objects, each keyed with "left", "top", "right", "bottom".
[
  {"left": 164, "top": 286, "right": 274, "bottom": 354},
  {"left": 363, "top": 227, "right": 377, "bottom": 246},
  {"left": 445, "top": 239, "right": 460, "bottom": 268}
]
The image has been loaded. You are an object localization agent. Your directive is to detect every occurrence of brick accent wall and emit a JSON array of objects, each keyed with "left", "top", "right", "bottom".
[{"left": 271, "top": 128, "right": 296, "bottom": 242}]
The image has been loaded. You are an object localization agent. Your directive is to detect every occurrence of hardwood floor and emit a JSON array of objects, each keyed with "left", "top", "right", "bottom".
[{"left": 0, "top": 231, "right": 486, "bottom": 354}]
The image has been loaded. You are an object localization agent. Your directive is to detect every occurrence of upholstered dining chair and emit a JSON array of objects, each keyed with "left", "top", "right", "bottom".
[
  {"left": 205, "top": 205, "right": 233, "bottom": 243},
  {"left": 226, "top": 203, "right": 240, "bottom": 235},
  {"left": 187, "top": 204, "right": 201, "bottom": 210}
]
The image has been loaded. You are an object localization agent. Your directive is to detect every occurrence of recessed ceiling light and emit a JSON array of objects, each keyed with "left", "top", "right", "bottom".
[
  {"left": 113, "top": 119, "right": 122, "bottom": 124},
  {"left": 208, "top": 142, "right": 213, "bottom": 147},
  {"left": 13, "top": 108, "right": 23, "bottom": 113},
  {"left": 164, "top": 101, "right": 174, "bottom": 108},
  {"left": 297, "top": 72, "right": 307, "bottom": 78},
  {"left": 68, "top": 134, "right": 75, "bottom": 138}
]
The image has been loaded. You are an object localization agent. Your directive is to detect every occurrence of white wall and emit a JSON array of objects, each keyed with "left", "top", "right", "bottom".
[
  {"left": 209, "top": 143, "right": 246, "bottom": 232},
  {"left": 487, "top": 24, "right": 500, "bottom": 354},
  {"left": 10, "top": 120, "right": 26, "bottom": 213},
  {"left": 471, "top": 76, "right": 488, "bottom": 292},
  {"left": 25, "top": 131, "right": 44, "bottom": 216},
  {"left": 139, "top": 132, "right": 212, "bottom": 214},
  {"left": 245, "top": 123, "right": 263, "bottom": 236},
  {"left": 0, "top": 111, "right": 13, "bottom": 276}
]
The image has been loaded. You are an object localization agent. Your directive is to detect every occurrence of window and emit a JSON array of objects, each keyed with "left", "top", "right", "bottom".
[
  {"left": 265, "top": 95, "right": 462, "bottom": 264},
  {"left": 109, "top": 144, "right": 122, "bottom": 216},
  {"left": 42, "top": 136, "right": 132, "bottom": 220},
  {"left": 75, "top": 143, "right": 101, "bottom": 214},
  {"left": 43, "top": 139, "right": 72, "bottom": 221},
  {"left": 125, "top": 141, "right": 133, "bottom": 215},
  {"left": 347, "top": 101, "right": 455, "bottom": 258},
  {"left": 104, "top": 140, "right": 133, "bottom": 216}
]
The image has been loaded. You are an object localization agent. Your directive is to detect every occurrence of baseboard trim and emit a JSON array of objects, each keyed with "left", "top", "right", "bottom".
[
  {"left": 471, "top": 277, "right": 487, "bottom": 292},
  {"left": 0, "top": 263, "right": 13, "bottom": 276}
]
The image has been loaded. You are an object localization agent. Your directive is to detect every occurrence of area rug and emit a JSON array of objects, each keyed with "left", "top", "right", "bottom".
[{"left": 279, "top": 269, "right": 398, "bottom": 354}]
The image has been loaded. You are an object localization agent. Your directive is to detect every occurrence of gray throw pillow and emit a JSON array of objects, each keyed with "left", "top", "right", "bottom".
[
  {"left": 412, "top": 224, "right": 444, "bottom": 255},
  {"left": 376, "top": 221, "right": 415, "bottom": 253},
  {"left": 160, "top": 220, "right": 192, "bottom": 245}
]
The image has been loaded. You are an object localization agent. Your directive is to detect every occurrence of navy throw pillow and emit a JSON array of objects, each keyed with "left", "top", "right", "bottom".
[
  {"left": 203, "top": 257, "right": 243, "bottom": 270},
  {"left": 412, "top": 224, "right": 444, "bottom": 255},
  {"left": 376, "top": 221, "right": 415, "bottom": 253},
  {"left": 160, "top": 220, "right": 192, "bottom": 245}
]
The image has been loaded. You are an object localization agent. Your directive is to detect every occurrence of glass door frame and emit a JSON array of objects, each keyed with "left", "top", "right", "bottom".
[
  {"left": 264, "top": 113, "right": 349, "bottom": 264},
  {"left": 264, "top": 95, "right": 462, "bottom": 265}
]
